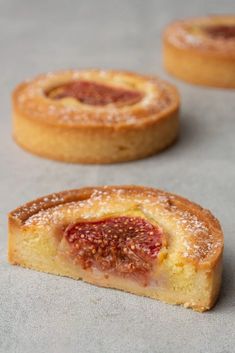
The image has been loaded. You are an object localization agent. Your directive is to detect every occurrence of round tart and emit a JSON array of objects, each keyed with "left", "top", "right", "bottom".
[
  {"left": 8, "top": 185, "right": 223, "bottom": 312},
  {"left": 163, "top": 15, "right": 235, "bottom": 88},
  {"left": 12, "top": 69, "right": 179, "bottom": 164}
]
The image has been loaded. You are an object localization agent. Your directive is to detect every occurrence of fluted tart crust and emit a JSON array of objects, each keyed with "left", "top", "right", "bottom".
[
  {"left": 12, "top": 69, "right": 179, "bottom": 164},
  {"left": 163, "top": 15, "right": 235, "bottom": 88},
  {"left": 8, "top": 185, "right": 223, "bottom": 312}
]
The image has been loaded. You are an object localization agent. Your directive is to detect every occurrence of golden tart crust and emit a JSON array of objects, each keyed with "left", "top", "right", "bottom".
[
  {"left": 12, "top": 69, "right": 179, "bottom": 164},
  {"left": 8, "top": 185, "right": 223, "bottom": 312},
  {"left": 163, "top": 15, "right": 235, "bottom": 88}
]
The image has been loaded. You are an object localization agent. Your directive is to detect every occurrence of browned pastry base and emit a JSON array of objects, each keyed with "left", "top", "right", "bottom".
[
  {"left": 8, "top": 185, "right": 224, "bottom": 312},
  {"left": 12, "top": 69, "right": 179, "bottom": 164},
  {"left": 163, "top": 15, "right": 235, "bottom": 88}
]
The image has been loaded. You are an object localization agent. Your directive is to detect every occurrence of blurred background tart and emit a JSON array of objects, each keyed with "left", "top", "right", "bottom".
[{"left": 163, "top": 15, "right": 235, "bottom": 88}]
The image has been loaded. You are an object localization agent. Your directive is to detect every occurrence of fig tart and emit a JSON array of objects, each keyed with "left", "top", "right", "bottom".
[
  {"left": 8, "top": 186, "right": 223, "bottom": 312},
  {"left": 163, "top": 15, "right": 235, "bottom": 88},
  {"left": 12, "top": 69, "right": 179, "bottom": 163}
]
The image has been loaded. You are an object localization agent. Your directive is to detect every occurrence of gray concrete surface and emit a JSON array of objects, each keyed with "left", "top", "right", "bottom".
[{"left": 0, "top": 1, "right": 235, "bottom": 352}]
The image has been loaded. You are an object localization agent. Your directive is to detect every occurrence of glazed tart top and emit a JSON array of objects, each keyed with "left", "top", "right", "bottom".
[
  {"left": 13, "top": 69, "right": 179, "bottom": 128},
  {"left": 9, "top": 185, "right": 223, "bottom": 269},
  {"left": 164, "top": 15, "right": 235, "bottom": 56}
]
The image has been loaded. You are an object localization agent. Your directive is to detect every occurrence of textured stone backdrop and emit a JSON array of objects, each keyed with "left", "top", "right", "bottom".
[{"left": 0, "top": 1, "right": 235, "bottom": 352}]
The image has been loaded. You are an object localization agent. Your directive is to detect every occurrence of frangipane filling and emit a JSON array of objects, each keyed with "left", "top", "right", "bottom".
[{"left": 46, "top": 80, "right": 143, "bottom": 106}]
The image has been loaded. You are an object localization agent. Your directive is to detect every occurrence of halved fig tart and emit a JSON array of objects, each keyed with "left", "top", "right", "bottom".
[{"left": 8, "top": 186, "right": 223, "bottom": 311}]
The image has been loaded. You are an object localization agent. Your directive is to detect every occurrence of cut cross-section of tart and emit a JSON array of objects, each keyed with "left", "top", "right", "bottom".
[
  {"left": 163, "top": 15, "right": 235, "bottom": 88},
  {"left": 12, "top": 69, "right": 179, "bottom": 164},
  {"left": 8, "top": 186, "right": 224, "bottom": 312}
]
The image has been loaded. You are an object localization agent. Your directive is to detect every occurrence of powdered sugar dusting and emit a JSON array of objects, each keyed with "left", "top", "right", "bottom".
[
  {"left": 12, "top": 193, "right": 65, "bottom": 221},
  {"left": 167, "top": 17, "right": 235, "bottom": 53},
  {"left": 13, "top": 187, "right": 222, "bottom": 264},
  {"left": 175, "top": 208, "right": 222, "bottom": 261},
  {"left": 14, "top": 69, "right": 175, "bottom": 126}
]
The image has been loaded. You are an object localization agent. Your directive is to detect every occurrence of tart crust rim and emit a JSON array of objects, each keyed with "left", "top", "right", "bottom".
[
  {"left": 8, "top": 185, "right": 224, "bottom": 270},
  {"left": 163, "top": 15, "right": 235, "bottom": 58},
  {"left": 12, "top": 69, "right": 180, "bottom": 129}
]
